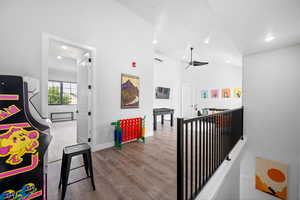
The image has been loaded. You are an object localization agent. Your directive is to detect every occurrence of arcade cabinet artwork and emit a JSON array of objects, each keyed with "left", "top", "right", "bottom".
[{"left": 0, "top": 75, "right": 51, "bottom": 200}]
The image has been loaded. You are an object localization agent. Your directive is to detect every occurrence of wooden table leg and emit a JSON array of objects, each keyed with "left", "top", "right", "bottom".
[
  {"left": 161, "top": 115, "right": 164, "bottom": 125},
  {"left": 153, "top": 115, "right": 157, "bottom": 131}
]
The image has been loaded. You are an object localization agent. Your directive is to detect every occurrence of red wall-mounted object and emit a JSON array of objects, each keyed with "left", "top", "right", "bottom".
[{"left": 131, "top": 62, "right": 136, "bottom": 68}]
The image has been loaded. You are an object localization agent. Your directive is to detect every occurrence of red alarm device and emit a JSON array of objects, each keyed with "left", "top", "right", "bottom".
[{"left": 132, "top": 61, "right": 136, "bottom": 68}]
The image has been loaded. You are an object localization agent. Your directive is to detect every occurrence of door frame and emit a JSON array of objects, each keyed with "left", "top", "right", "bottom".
[
  {"left": 41, "top": 33, "right": 97, "bottom": 148},
  {"left": 181, "top": 83, "right": 193, "bottom": 118}
]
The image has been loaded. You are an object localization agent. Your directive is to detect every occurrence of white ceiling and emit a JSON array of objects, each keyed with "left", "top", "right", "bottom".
[
  {"left": 116, "top": 0, "right": 300, "bottom": 65},
  {"left": 209, "top": 0, "right": 300, "bottom": 55},
  {"left": 48, "top": 39, "right": 90, "bottom": 72}
]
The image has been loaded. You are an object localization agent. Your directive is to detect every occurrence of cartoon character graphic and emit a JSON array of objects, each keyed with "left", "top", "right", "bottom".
[
  {"left": 0, "top": 190, "right": 15, "bottom": 200},
  {"left": 15, "top": 183, "right": 37, "bottom": 200},
  {"left": 0, "top": 127, "right": 39, "bottom": 165},
  {"left": 0, "top": 184, "right": 38, "bottom": 200}
]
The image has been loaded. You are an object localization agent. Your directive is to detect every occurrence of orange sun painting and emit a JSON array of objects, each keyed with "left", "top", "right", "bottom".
[{"left": 256, "top": 157, "right": 288, "bottom": 200}]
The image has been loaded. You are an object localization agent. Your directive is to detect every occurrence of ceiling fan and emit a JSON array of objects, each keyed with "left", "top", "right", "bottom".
[{"left": 185, "top": 47, "right": 209, "bottom": 69}]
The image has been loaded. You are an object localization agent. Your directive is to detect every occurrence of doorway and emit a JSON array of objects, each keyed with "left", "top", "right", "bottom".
[
  {"left": 42, "top": 34, "right": 95, "bottom": 162},
  {"left": 181, "top": 84, "right": 195, "bottom": 118}
]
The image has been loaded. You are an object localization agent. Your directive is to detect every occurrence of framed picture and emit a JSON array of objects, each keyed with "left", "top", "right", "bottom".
[
  {"left": 234, "top": 88, "right": 242, "bottom": 98},
  {"left": 121, "top": 74, "right": 140, "bottom": 109},
  {"left": 256, "top": 157, "right": 288, "bottom": 200},
  {"left": 155, "top": 87, "right": 170, "bottom": 99},
  {"left": 211, "top": 89, "right": 219, "bottom": 98},
  {"left": 201, "top": 90, "right": 209, "bottom": 99},
  {"left": 221, "top": 88, "right": 231, "bottom": 98}
]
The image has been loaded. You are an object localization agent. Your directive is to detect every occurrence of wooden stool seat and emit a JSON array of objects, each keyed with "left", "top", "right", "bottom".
[{"left": 58, "top": 143, "right": 96, "bottom": 200}]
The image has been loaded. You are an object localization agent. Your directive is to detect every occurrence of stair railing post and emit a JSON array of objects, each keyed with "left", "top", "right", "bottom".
[{"left": 177, "top": 118, "right": 184, "bottom": 200}]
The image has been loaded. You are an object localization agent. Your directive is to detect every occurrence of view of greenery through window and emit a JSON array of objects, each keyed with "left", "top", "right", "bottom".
[{"left": 48, "top": 81, "right": 77, "bottom": 105}]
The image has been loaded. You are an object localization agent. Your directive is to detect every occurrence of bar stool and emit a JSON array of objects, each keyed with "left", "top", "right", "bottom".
[{"left": 58, "top": 143, "right": 96, "bottom": 200}]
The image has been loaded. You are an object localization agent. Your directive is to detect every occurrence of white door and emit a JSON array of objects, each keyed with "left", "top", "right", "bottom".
[
  {"left": 181, "top": 85, "right": 193, "bottom": 118},
  {"left": 76, "top": 57, "right": 92, "bottom": 144}
]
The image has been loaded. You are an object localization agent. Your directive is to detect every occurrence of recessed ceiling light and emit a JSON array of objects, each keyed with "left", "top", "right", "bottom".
[
  {"left": 204, "top": 37, "right": 210, "bottom": 44},
  {"left": 61, "top": 45, "right": 68, "bottom": 50},
  {"left": 182, "top": 55, "right": 186, "bottom": 59},
  {"left": 152, "top": 40, "right": 157, "bottom": 44},
  {"left": 226, "top": 60, "right": 231, "bottom": 63},
  {"left": 265, "top": 34, "right": 275, "bottom": 42},
  {"left": 84, "top": 52, "right": 90, "bottom": 57},
  {"left": 57, "top": 56, "right": 62, "bottom": 60}
]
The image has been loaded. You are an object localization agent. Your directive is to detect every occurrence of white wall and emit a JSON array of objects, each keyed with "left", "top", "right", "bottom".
[
  {"left": 153, "top": 54, "right": 182, "bottom": 118},
  {"left": 241, "top": 44, "right": 300, "bottom": 200},
  {"left": 182, "top": 63, "right": 242, "bottom": 111},
  {"left": 48, "top": 68, "right": 77, "bottom": 83},
  {"left": 0, "top": 0, "right": 154, "bottom": 147},
  {"left": 153, "top": 58, "right": 242, "bottom": 118},
  {"left": 214, "top": 159, "right": 240, "bottom": 200}
]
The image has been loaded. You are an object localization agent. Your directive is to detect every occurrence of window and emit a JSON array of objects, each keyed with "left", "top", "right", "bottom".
[
  {"left": 63, "top": 82, "right": 77, "bottom": 105},
  {"left": 48, "top": 81, "right": 77, "bottom": 105}
]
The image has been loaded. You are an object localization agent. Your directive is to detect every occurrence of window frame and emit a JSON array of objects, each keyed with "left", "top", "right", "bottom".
[{"left": 48, "top": 80, "right": 78, "bottom": 106}]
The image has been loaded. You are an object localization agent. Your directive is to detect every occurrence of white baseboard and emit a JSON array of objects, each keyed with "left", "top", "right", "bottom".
[
  {"left": 147, "top": 130, "right": 154, "bottom": 137},
  {"left": 91, "top": 135, "right": 153, "bottom": 152},
  {"left": 92, "top": 142, "right": 114, "bottom": 152}
]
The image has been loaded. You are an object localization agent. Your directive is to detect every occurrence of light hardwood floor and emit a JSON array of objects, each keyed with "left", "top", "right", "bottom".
[{"left": 48, "top": 124, "right": 177, "bottom": 200}]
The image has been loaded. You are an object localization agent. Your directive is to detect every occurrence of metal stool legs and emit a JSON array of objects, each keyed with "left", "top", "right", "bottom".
[
  {"left": 59, "top": 147, "right": 96, "bottom": 200},
  {"left": 61, "top": 156, "right": 72, "bottom": 200},
  {"left": 87, "top": 150, "right": 96, "bottom": 190}
]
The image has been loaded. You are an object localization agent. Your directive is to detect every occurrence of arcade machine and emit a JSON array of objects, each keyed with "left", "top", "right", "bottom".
[{"left": 0, "top": 75, "right": 51, "bottom": 200}]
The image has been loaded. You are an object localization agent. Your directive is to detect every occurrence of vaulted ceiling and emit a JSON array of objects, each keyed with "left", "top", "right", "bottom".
[
  {"left": 116, "top": 0, "right": 300, "bottom": 66},
  {"left": 209, "top": 0, "right": 300, "bottom": 55}
]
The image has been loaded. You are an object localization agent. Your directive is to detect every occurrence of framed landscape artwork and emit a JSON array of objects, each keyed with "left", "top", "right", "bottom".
[
  {"left": 256, "top": 157, "right": 288, "bottom": 200},
  {"left": 121, "top": 74, "right": 140, "bottom": 109},
  {"left": 222, "top": 88, "right": 231, "bottom": 98},
  {"left": 211, "top": 89, "right": 219, "bottom": 98}
]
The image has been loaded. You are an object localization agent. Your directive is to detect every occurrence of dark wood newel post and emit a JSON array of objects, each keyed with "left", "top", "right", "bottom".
[
  {"left": 241, "top": 107, "right": 244, "bottom": 140},
  {"left": 177, "top": 118, "right": 184, "bottom": 200}
]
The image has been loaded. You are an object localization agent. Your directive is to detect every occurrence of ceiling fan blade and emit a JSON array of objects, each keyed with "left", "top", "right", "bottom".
[
  {"left": 185, "top": 64, "right": 191, "bottom": 69},
  {"left": 185, "top": 47, "right": 209, "bottom": 69},
  {"left": 192, "top": 61, "right": 209, "bottom": 66}
]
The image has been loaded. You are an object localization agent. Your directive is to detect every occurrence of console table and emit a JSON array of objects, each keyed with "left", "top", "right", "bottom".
[{"left": 153, "top": 108, "right": 174, "bottom": 130}]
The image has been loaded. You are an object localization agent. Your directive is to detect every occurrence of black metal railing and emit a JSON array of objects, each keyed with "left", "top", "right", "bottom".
[{"left": 177, "top": 107, "right": 243, "bottom": 200}]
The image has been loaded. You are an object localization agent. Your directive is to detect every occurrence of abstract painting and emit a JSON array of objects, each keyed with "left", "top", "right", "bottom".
[
  {"left": 211, "top": 89, "right": 219, "bottom": 98},
  {"left": 121, "top": 74, "right": 139, "bottom": 109},
  {"left": 256, "top": 157, "right": 288, "bottom": 200},
  {"left": 221, "top": 88, "right": 231, "bottom": 98},
  {"left": 201, "top": 90, "right": 209, "bottom": 99},
  {"left": 234, "top": 88, "right": 242, "bottom": 98}
]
